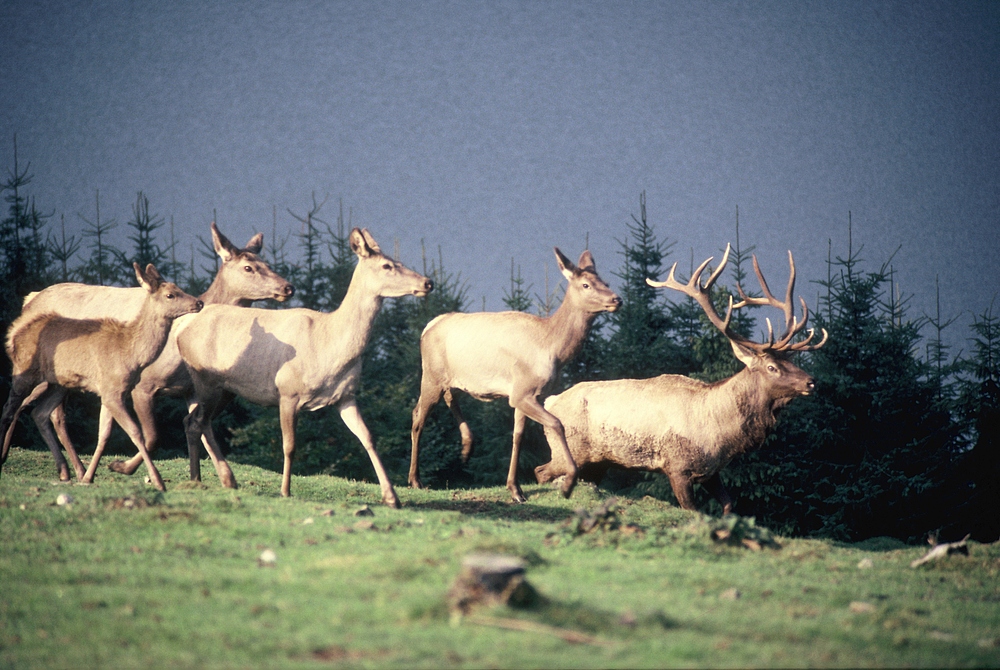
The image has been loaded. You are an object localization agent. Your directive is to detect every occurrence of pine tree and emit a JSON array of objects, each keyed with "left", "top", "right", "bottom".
[
  {"left": 604, "top": 191, "right": 685, "bottom": 379},
  {"left": 0, "top": 140, "right": 53, "bottom": 351},
  {"left": 502, "top": 257, "right": 532, "bottom": 312},
  {"left": 118, "top": 191, "right": 174, "bottom": 282},
  {"left": 77, "top": 190, "right": 121, "bottom": 286}
]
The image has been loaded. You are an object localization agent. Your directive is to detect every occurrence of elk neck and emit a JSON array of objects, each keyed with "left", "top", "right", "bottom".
[
  {"left": 543, "top": 291, "right": 600, "bottom": 365},
  {"left": 709, "top": 368, "right": 782, "bottom": 449},
  {"left": 199, "top": 273, "right": 247, "bottom": 306},
  {"left": 121, "top": 298, "right": 177, "bottom": 372},
  {"left": 314, "top": 265, "right": 384, "bottom": 357}
]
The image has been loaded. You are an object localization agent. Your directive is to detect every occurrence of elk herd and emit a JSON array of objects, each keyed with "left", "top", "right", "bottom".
[{"left": 0, "top": 222, "right": 827, "bottom": 514}]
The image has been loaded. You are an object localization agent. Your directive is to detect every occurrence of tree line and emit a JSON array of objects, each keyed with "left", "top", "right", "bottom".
[{"left": 2, "top": 149, "right": 997, "bottom": 543}]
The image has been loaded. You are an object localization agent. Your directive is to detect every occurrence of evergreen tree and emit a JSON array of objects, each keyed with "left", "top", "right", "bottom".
[
  {"left": 48, "top": 214, "right": 81, "bottom": 283},
  {"left": 727, "top": 229, "right": 961, "bottom": 541},
  {"left": 116, "top": 191, "right": 176, "bottom": 283},
  {"left": 0, "top": 141, "right": 53, "bottom": 364},
  {"left": 502, "top": 257, "right": 532, "bottom": 312},
  {"left": 952, "top": 300, "right": 1000, "bottom": 541},
  {"left": 604, "top": 191, "right": 686, "bottom": 379},
  {"left": 76, "top": 190, "right": 121, "bottom": 286}
]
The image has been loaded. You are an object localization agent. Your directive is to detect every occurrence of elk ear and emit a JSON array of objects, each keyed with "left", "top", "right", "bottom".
[
  {"left": 729, "top": 339, "right": 758, "bottom": 368},
  {"left": 244, "top": 232, "right": 264, "bottom": 255},
  {"left": 134, "top": 262, "right": 162, "bottom": 293},
  {"left": 212, "top": 221, "right": 238, "bottom": 263},
  {"left": 554, "top": 247, "right": 577, "bottom": 280},
  {"left": 577, "top": 250, "right": 596, "bottom": 273},
  {"left": 349, "top": 228, "right": 380, "bottom": 258},
  {"left": 361, "top": 228, "right": 381, "bottom": 254}
]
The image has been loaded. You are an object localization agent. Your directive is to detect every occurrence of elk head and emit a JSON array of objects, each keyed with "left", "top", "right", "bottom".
[
  {"left": 350, "top": 228, "right": 434, "bottom": 298},
  {"left": 134, "top": 263, "right": 204, "bottom": 318},
  {"left": 555, "top": 248, "right": 622, "bottom": 314},
  {"left": 647, "top": 245, "right": 827, "bottom": 407},
  {"left": 211, "top": 221, "right": 295, "bottom": 303}
]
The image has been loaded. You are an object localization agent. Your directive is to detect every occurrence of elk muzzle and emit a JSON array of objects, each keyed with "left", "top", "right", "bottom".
[{"left": 414, "top": 278, "right": 434, "bottom": 297}]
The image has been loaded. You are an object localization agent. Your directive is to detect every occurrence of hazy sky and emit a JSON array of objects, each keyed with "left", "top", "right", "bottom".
[{"left": 2, "top": 1, "right": 997, "bottom": 350}]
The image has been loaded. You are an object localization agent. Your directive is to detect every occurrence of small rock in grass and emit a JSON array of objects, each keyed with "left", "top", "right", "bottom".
[
  {"left": 353, "top": 505, "right": 374, "bottom": 517},
  {"left": 320, "top": 509, "right": 335, "bottom": 517},
  {"left": 55, "top": 493, "right": 74, "bottom": 506},
  {"left": 302, "top": 517, "right": 314, "bottom": 525},
  {"left": 448, "top": 553, "right": 537, "bottom": 615},
  {"left": 849, "top": 601, "right": 876, "bottom": 614},
  {"left": 258, "top": 549, "right": 278, "bottom": 567},
  {"left": 719, "top": 588, "right": 741, "bottom": 601},
  {"left": 857, "top": 558, "right": 874, "bottom": 569}
]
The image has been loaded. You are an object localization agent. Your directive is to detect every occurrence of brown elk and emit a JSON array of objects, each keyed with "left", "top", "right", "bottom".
[
  {"left": 409, "top": 248, "right": 621, "bottom": 503},
  {"left": 177, "top": 228, "right": 432, "bottom": 504},
  {"left": 534, "top": 245, "right": 828, "bottom": 514},
  {"left": 2, "top": 222, "right": 293, "bottom": 483},
  {"left": 1, "top": 264, "right": 203, "bottom": 490}
]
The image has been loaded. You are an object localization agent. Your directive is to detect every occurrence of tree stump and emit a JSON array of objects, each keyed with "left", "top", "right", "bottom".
[{"left": 447, "top": 554, "right": 536, "bottom": 614}]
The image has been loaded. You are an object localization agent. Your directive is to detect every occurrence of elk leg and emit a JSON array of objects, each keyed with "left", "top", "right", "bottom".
[
  {"left": 103, "top": 395, "right": 166, "bottom": 492},
  {"left": 278, "top": 396, "right": 300, "bottom": 498},
  {"left": 443, "top": 389, "right": 474, "bottom": 462},
  {"left": 506, "top": 409, "right": 528, "bottom": 503},
  {"left": 109, "top": 385, "right": 158, "bottom": 476},
  {"left": 30, "top": 387, "right": 73, "bottom": 481},
  {"left": 513, "top": 394, "right": 577, "bottom": 499},
  {"left": 408, "top": 383, "right": 442, "bottom": 489},
  {"left": 49, "top": 403, "right": 86, "bottom": 480},
  {"left": 183, "top": 394, "right": 237, "bottom": 489},
  {"left": 340, "top": 399, "right": 400, "bottom": 508},
  {"left": 702, "top": 473, "right": 734, "bottom": 515},
  {"left": 666, "top": 471, "right": 697, "bottom": 511},
  {"left": 82, "top": 404, "right": 115, "bottom": 483},
  {"left": 196, "top": 391, "right": 237, "bottom": 487},
  {"left": 1, "top": 382, "right": 43, "bottom": 466}
]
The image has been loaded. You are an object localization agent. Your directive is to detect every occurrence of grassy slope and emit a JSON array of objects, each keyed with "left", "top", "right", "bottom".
[{"left": 1, "top": 449, "right": 999, "bottom": 669}]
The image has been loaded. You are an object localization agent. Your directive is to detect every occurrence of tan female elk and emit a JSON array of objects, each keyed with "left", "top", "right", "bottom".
[
  {"left": 535, "top": 245, "right": 827, "bottom": 513},
  {"left": 1, "top": 264, "right": 203, "bottom": 490},
  {"left": 408, "top": 248, "right": 621, "bottom": 503},
  {"left": 177, "top": 228, "right": 432, "bottom": 504},
  {"left": 3, "top": 222, "right": 293, "bottom": 483}
]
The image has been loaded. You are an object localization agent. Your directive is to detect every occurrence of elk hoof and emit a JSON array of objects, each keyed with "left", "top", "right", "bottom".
[
  {"left": 107, "top": 460, "right": 132, "bottom": 475},
  {"left": 508, "top": 487, "right": 527, "bottom": 504},
  {"left": 560, "top": 475, "right": 577, "bottom": 499},
  {"left": 408, "top": 478, "right": 423, "bottom": 490}
]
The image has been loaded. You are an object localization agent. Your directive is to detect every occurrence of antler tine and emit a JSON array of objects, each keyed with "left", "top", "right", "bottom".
[
  {"left": 647, "top": 246, "right": 736, "bottom": 340},
  {"left": 702, "top": 244, "right": 731, "bottom": 291},
  {"left": 788, "top": 327, "right": 829, "bottom": 352}
]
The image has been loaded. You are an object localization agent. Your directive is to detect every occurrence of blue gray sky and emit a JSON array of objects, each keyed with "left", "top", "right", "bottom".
[{"left": 2, "top": 1, "right": 997, "bottom": 350}]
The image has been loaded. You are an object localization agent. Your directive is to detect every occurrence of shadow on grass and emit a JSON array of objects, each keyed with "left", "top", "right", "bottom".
[
  {"left": 407, "top": 497, "right": 573, "bottom": 523},
  {"left": 834, "top": 536, "right": 912, "bottom": 552}
]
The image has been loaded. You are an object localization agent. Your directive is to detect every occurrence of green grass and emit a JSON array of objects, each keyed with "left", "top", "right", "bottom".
[{"left": 2, "top": 448, "right": 999, "bottom": 669}]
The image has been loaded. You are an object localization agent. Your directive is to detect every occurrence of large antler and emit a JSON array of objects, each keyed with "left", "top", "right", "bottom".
[
  {"left": 733, "top": 251, "right": 827, "bottom": 352},
  {"left": 647, "top": 246, "right": 827, "bottom": 354},
  {"left": 646, "top": 244, "right": 741, "bottom": 341}
]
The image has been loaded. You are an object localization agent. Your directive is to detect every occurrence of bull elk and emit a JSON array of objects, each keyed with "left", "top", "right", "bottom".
[
  {"left": 409, "top": 248, "right": 621, "bottom": 503},
  {"left": 177, "top": 228, "right": 432, "bottom": 504},
  {"left": 1, "top": 264, "right": 203, "bottom": 490},
  {"left": 535, "top": 245, "right": 828, "bottom": 514},
  {"left": 2, "top": 222, "right": 293, "bottom": 483}
]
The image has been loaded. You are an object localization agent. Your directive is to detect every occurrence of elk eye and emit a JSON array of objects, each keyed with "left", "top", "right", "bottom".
[
  {"left": 244, "top": 265, "right": 254, "bottom": 273},
  {"left": 382, "top": 263, "right": 393, "bottom": 270},
  {"left": 582, "top": 283, "right": 590, "bottom": 289},
  {"left": 166, "top": 293, "right": 175, "bottom": 299},
  {"left": 767, "top": 364, "right": 778, "bottom": 373}
]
